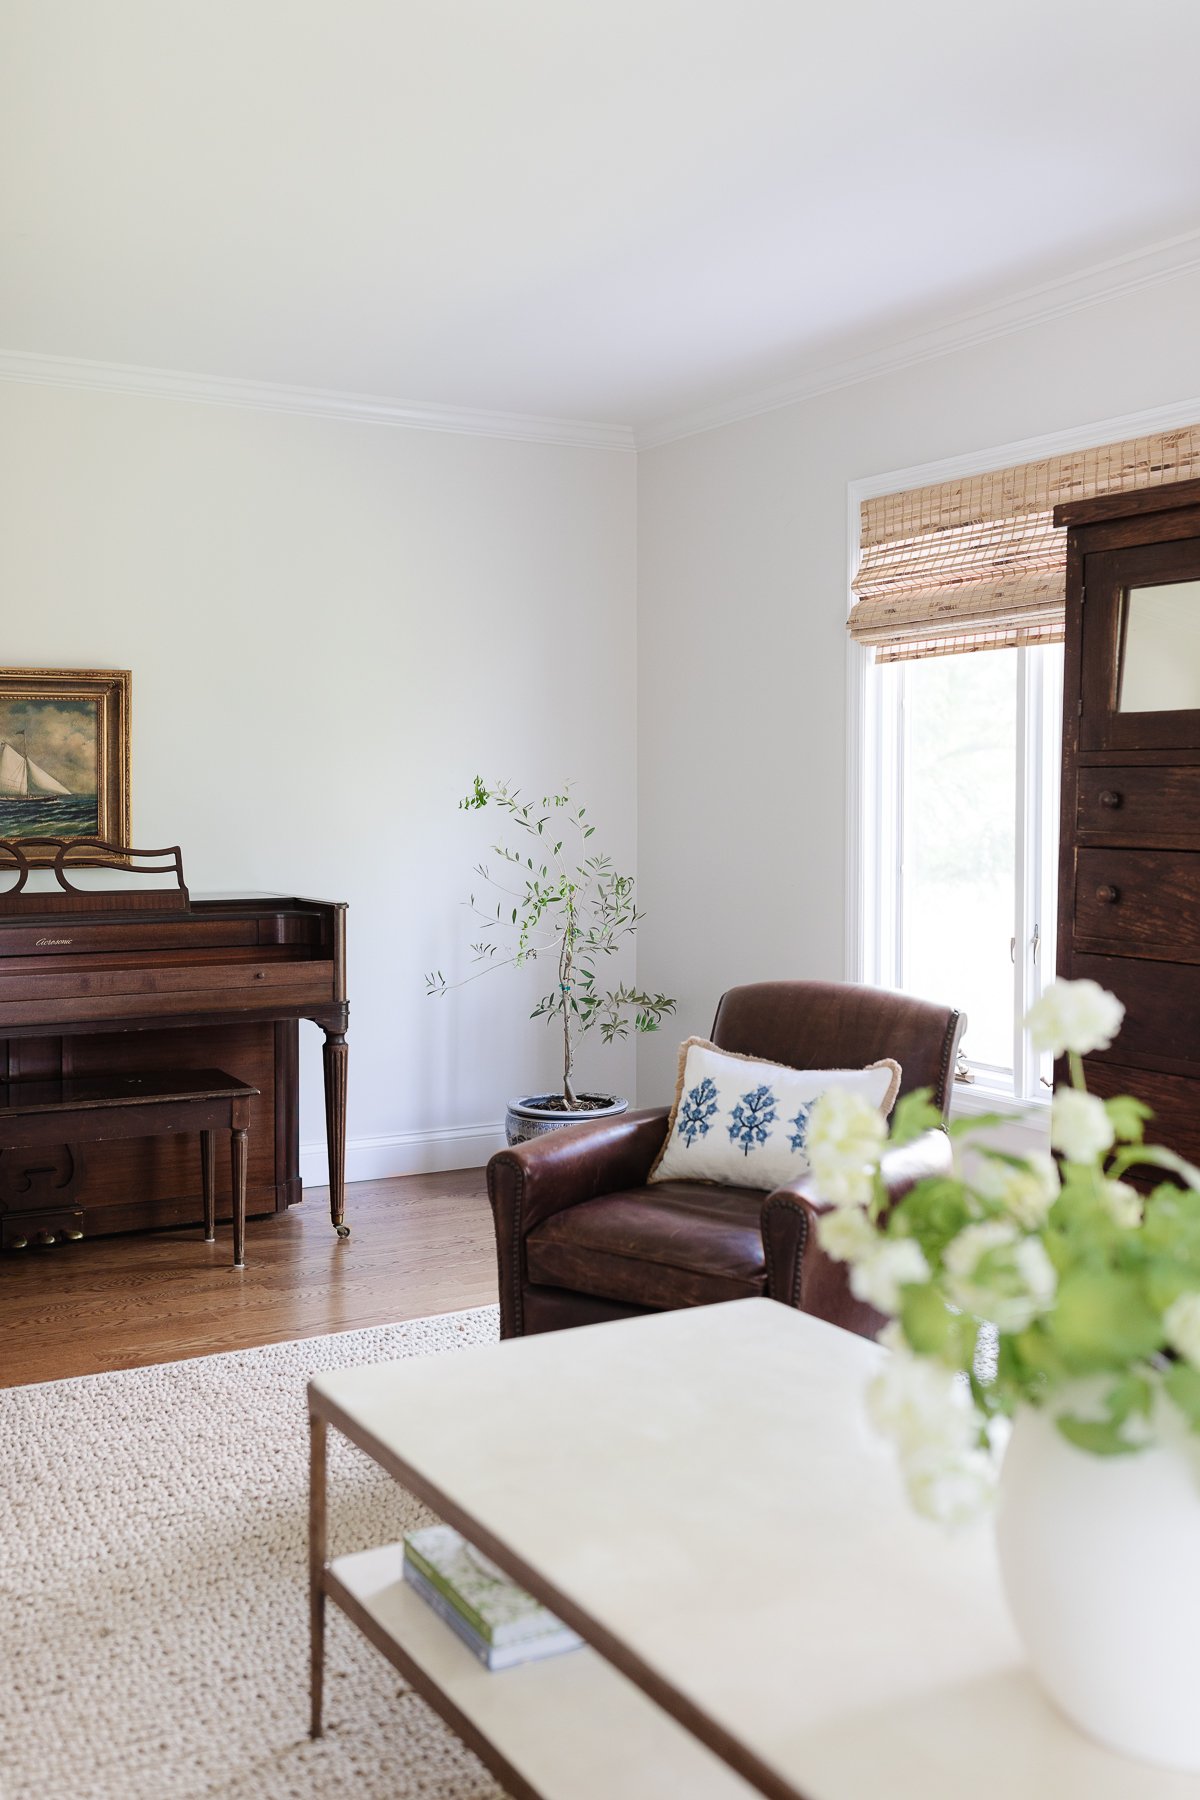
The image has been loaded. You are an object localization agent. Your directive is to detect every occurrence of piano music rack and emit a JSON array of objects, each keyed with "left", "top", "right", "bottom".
[{"left": 0, "top": 840, "right": 189, "bottom": 914}]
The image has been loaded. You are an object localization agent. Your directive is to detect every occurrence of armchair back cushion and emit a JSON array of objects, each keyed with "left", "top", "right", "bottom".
[{"left": 711, "top": 981, "right": 959, "bottom": 1112}]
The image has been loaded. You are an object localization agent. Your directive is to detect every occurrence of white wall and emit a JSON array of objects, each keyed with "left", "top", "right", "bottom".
[
  {"left": 635, "top": 269, "right": 1200, "bottom": 1101},
  {"left": 0, "top": 382, "right": 638, "bottom": 1178}
]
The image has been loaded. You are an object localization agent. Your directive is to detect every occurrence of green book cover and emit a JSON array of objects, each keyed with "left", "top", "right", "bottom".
[{"left": 403, "top": 1525, "right": 571, "bottom": 1649}]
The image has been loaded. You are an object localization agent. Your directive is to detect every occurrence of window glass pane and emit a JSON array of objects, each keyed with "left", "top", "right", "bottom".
[{"left": 901, "top": 649, "right": 1016, "bottom": 1073}]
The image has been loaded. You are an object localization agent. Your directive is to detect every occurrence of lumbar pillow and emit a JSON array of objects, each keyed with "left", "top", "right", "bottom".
[{"left": 648, "top": 1037, "right": 902, "bottom": 1191}]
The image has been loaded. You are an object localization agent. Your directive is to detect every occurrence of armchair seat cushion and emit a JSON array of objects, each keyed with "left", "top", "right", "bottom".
[{"left": 525, "top": 1181, "right": 767, "bottom": 1311}]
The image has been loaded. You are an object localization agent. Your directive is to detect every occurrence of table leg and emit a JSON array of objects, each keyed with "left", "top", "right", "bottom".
[
  {"left": 309, "top": 1411, "right": 327, "bottom": 1739},
  {"left": 322, "top": 1029, "right": 350, "bottom": 1239},
  {"left": 200, "top": 1130, "right": 216, "bottom": 1243},
  {"left": 230, "top": 1125, "right": 248, "bottom": 1269}
]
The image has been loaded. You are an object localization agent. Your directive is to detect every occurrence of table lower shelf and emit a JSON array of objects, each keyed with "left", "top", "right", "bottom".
[{"left": 325, "top": 1544, "right": 757, "bottom": 1800}]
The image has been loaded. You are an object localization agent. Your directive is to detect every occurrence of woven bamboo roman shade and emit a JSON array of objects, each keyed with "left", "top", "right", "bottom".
[{"left": 850, "top": 426, "right": 1200, "bottom": 663}]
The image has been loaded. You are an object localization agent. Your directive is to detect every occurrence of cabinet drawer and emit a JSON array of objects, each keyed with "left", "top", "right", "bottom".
[
  {"left": 1074, "top": 848, "right": 1200, "bottom": 962},
  {"left": 1084, "top": 1060, "right": 1200, "bottom": 1171},
  {"left": 1071, "top": 952, "right": 1200, "bottom": 1073},
  {"left": 1078, "top": 766, "right": 1200, "bottom": 847}
]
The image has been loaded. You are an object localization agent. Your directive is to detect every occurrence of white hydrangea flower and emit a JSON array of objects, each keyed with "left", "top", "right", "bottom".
[
  {"left": 867, "top": 1340, "right": 997, "bottom": 1529},
  {"left": 866, "top": 1345, "right": 977, "bottom": 1461},
  {"left": 849, "top": 1237, "right": 930, "bottom": 1314},
  {"left": 1051, "top": 1087, "right": 1116, "bottom": 1164},
  {"left": 1164, "top": 1292, "right": 1200, "bottom": 1368},
  {"left": 1025, "top": 978, "right": 1124, "bottom": 1059},
  {"left": 971, "top": 1150, "right": 1060, "bottom": 1229},
  {"left": 805, "top": 1086, "right": 888, "bottom": 1209},
  {"left": 877, "top": 1319, "right": 909, "bottom": 1353},
  {"left": 900, "top": 1444, "right": 997, "bottom": 1531},
  {"left": 1099, "top": 1179, "right": 1143, "bottom": 1228},
  {"left": 942, "top": 1219, "right": 1057, "bottom": 1332},
  {"left": 815, "top": 1204, "right": 878, "bottom": 1263}
]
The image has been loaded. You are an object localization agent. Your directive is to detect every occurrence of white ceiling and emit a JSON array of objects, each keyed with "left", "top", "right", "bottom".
[{"left": 4, "top": 0, "right": 1200, "bottom": 436}]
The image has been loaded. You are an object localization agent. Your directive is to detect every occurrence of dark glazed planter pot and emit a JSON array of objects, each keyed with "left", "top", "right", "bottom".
[{"left": 504, "top": 1094, "right": 628, "bottom": 1147}]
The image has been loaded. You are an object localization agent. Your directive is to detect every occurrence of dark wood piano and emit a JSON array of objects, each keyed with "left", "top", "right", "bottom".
[{"left": 0, "top": 840, "right": 347, "bottom": 1250}]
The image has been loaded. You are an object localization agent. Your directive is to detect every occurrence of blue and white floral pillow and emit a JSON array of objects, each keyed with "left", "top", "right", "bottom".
[{"left": 648, "top": 1037, "right": 901, "bottom": 1190}]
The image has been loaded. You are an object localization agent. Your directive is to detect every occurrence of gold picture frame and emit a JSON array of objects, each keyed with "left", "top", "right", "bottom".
[{"left": 0, "top": 668, "right": 131, "bottom": 864}]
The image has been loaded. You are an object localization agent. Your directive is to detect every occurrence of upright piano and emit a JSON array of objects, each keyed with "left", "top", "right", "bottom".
[{"left": 0, "top": 850, "right": 347, "bottom": 1248}]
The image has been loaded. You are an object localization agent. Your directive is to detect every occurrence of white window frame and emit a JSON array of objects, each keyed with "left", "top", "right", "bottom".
[
  {"left": 844, "top": 396, "right": 1200, "bottom": 1117},
  {"left": 858, "top": 648, "right": 1060, "bottom": 1109}
]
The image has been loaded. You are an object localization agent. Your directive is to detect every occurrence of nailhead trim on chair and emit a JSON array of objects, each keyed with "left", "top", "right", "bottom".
[{"left": 762, "top": 1194, "right": 809, "bottom": 1308}]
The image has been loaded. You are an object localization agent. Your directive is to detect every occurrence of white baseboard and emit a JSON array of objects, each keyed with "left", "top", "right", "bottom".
[{"left": 300, "top": 1120, "right": 506, "bottom": 1187}]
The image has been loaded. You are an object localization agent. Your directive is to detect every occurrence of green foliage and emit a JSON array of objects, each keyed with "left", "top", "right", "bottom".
[
  {"left": 865, "top": 1051, "right": 1200, "bottom": 1462},
  {"left": 1050, "top": 1269, "right": 1163, "bottom": 1372},
  {"left": 425, "top": 777, "right": 675, "bottom": 1105},
  {"left": 888, "top": 1088, "right": 943, "bottom": 1147},
  {"left": 1163, "top": 1362, "right": 1200, "bottom": 1432},
  {"left": 1104, "top": 1093, "right": 1152, "bottom": 1144}
]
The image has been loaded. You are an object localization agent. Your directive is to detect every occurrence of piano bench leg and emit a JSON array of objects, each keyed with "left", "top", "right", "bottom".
[
  {"left": 231, "top": 1126, "right": 248, "bottom": 1270},
  {"left": 200, "top": 1130, "right": 217, "bottom": 1242}
]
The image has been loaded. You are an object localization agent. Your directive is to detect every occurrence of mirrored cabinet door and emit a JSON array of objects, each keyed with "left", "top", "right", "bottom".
[
  {"left": 1080, "top": 538, "right": 1200, "bottom": 751},
  {"left": 1118, "top": 580, "right": 1200, "bottom": 714}
]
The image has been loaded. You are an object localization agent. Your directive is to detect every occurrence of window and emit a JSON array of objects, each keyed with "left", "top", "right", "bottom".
[
  {"left": 859, "top": 643, "right": 1062, "bottom": 1105},
  {"left": 848, "top": 421, "right": 1200, "bottom": 1106}
]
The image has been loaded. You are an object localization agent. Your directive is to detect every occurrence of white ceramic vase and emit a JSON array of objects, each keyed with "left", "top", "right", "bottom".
[{"left": 995, "top": 1392, "right": 1200, "bottom": 1772}]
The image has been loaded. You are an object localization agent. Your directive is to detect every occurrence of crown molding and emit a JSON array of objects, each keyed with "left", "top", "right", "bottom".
[
  {"left": 0, "top": 349, "right": 637, "bottom": 451},
  {"left": 637, "top": 227, "right": 1200, "bottom": 450}
]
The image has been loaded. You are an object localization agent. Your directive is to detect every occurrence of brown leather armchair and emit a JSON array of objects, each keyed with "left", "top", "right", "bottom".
[{"left": 487, "top": 980, "right": 965, "bottom": 1340}]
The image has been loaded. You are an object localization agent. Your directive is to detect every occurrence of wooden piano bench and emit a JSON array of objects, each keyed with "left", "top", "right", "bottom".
[{"left": 0, "top": 1069, "right": 260, "bottom": 1267}]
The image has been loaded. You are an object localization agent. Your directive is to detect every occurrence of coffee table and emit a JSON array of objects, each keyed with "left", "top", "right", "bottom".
[{"left": 308, "top": 1298, "right": 1200, "bottom": 1800}]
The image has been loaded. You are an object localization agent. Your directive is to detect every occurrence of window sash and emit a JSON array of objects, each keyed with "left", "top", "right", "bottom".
[{"left": 862, "top": 646, "right": 1060, "bottom": 1105}]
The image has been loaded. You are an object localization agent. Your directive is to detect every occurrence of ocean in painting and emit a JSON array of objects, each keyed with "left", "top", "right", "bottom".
[{"left": 0, "top": 795, "right": 100, "bottom": 839}]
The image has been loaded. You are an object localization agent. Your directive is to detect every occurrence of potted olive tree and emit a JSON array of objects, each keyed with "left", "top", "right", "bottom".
[{"left": 426, "top": 777, "right": 674, "bottom": 1143}]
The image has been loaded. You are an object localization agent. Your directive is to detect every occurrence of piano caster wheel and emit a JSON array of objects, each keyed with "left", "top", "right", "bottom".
[{"left": 335, "top": 1224, "right": 350, "bottom": 1239}]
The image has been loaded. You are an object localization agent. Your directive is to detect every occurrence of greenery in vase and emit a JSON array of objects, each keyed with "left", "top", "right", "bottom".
[
  {"left": 425, "top": 777, "right": 674, "bottom": 1109},
  {"left": 805, "top": 977, "right": 1200, "bottom": 1527}
]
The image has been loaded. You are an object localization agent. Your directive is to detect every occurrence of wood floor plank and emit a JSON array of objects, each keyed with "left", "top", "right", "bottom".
[{"left": 0, "top": 1169, "right": 499, "bottom": 1386}]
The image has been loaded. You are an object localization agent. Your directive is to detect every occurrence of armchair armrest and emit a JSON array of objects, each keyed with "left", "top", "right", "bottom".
[
  {"left": 487, "top": 1107, "right": 671, "bottom": 1337},
  {"left": 761, "top": 1127, "right": 953, "bottom": 1341}
]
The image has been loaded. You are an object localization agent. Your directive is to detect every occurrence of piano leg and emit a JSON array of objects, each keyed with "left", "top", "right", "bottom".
[{"left": 322, "top": 1029, "right": 350, "bottom": 1238}]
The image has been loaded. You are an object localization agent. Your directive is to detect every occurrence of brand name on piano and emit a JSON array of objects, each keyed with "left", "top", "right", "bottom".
[{"left": 35, "top": 936, "right": 72, "bottom": 946}]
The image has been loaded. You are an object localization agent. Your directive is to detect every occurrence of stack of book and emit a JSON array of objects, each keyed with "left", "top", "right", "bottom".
[{"left": 403, "top": 1523, "right": 584, "bottom": 1671}]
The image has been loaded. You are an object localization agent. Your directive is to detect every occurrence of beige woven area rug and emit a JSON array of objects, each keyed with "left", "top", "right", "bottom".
[{"left": 0, "top": 1307, "right": 510, "bottom": 1800}]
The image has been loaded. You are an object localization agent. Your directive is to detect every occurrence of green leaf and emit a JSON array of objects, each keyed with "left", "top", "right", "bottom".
[
  {"left": 888, "top": 1088, "right": 942, "bottom": 1147},
  {"left": 899, "top": 1283, "right": 958, "bottom": 1360},
  {"left": 1164, "top": 1361, "right": 1200, "bottom": 1432},
  {"left": 1050, "top": 1268, "right": 1163, "bottom": 1371},
  {"left": 1104, "top": 1094, "right": 1153, "bottom": 1145},
  {"left": 1103, "top": 1372, "right": 1153, "bottom": 1426},
  {"left": 1056, "top": 1415, "right": 1142, "bottom": 1456}
]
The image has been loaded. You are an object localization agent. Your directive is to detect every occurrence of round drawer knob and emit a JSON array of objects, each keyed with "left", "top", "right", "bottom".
[
  {"left": 1095, "top": 884, "right": 1120, "bottom": 904},
  {"left": 1099, "top": 790, "right": 1122, "bottom": 809}
]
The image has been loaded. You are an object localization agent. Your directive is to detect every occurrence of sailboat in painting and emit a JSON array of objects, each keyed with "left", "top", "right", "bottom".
[{"left": 0, "top": 732, "right": 72, "bottom": 803}]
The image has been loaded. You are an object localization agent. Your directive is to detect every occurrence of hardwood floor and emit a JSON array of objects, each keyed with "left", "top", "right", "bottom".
[{"left": 0, "top": 1169, "right": 498, "bottom": 1387}]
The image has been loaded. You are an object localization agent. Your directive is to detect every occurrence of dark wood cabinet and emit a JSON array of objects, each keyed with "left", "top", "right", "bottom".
[{"left": 1056, "top": 477, "right": 1200, "bottom": 1162}]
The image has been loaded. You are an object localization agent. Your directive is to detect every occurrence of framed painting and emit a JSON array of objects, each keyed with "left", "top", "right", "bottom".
[{"left": 0, "top": 669, "right": 131, "bottom": 863}]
